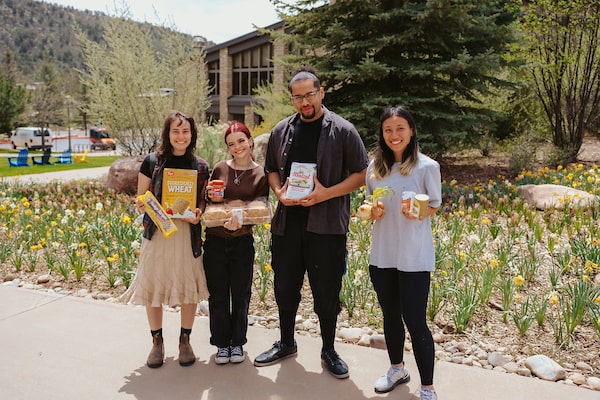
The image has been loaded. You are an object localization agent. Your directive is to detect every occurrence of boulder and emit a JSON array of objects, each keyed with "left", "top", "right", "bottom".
[
  {"left": 369, "top": 333, "right": 387, "bottom": 350},
  {"left": 525, "top": 354, "right": 566, "bottom": 381},
  {"left": 253, "top": 133, "right": 270, "bottom": 167},
  {"left": 105, "top": 156, "right": 146, "bottom": 195},
  {"left": 337, "top": 327, "right": 363, "bottom": 341},
  {"left": 517, "top": 184, "right": 598, "bottom": 210}
]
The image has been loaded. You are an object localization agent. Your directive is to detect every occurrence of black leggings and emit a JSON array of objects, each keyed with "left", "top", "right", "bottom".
[{"left": 369, "top": 266, "right": 434, "bottom": 386}]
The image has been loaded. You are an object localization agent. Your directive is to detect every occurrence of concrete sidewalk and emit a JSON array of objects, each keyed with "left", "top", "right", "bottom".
[
  {"left": 0, "top": 166, "right": 110, "bottom": 183},
  {"left": 1, "top": 285, "right": 597, "bottom": 400}
]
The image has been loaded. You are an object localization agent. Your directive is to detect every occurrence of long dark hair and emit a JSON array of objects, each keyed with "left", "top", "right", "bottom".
[
  {"left": 157, "top": 110, "right": 197, "bottom": 159},
  {"left": 372, "top": 106, "right": 419, "bottom": 178}
]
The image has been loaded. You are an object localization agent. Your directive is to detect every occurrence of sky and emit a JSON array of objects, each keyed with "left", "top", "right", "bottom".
[{"left": 44, "top": 0, "right": 281, "bottom": 44}]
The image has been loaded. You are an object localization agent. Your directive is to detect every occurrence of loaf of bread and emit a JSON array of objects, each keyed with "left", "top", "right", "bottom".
[
  {"left": 203, "top": 197, "right": 271, "bottom": 227},
  {"left": 227, "top": 199, "right": 246, "bottom": 208},
  {"left": 203, "top": 204, "right": 231, "bottom": 227},
  {"left": 245, "top": 199, "right": 270, "bottom": 218}
]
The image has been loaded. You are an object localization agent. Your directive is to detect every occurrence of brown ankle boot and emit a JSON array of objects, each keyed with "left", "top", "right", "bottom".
[
  {"left": 178, "top": 333, "right": 196, "bottom": 366},
  {"left": 147, "top": 334, "right": 164, "bottom": 368}
]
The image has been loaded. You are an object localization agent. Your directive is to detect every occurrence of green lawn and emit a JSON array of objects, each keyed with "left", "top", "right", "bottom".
[{"left": 0, "top": 155, "right": 121, "bottom": 177}]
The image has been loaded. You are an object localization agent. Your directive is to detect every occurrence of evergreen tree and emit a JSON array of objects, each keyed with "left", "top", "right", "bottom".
[
  {"left": 271, "top": 0, "right": 518, "bottom": 156},
  {"left": 0, "top": 49, "right": 27, "bottom": 134},
  {"left": 0, "top": 75, "right": 26, "bottom": 134}
]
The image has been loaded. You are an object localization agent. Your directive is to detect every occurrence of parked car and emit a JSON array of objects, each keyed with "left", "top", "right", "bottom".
[
  {"left": 89, "top": 127, "right": 116, "bottom": 150},
  {"left": 11, "top": 127, "right": 53, "bottom": 150}
]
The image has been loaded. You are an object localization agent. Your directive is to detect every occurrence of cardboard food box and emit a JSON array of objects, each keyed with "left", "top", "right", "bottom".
[
  {"left": 285, "top": 162, "right": 317, "bottom": 199},
  {"left": 203, "top": 197, "right": 272, "bottom": 228},
  {"left": 162, "top": 168, "right": 197, "bottom": 218},
  {"left": 138, "top": 191, "right": 178, "bottom": 238}
]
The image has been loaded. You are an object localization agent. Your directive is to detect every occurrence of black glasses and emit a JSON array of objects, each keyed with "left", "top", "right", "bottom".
[{"left": 290, "top": 90, "right": 319, "bottom": 103}]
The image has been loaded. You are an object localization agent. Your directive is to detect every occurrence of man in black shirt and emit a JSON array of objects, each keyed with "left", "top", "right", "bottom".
[{"left": 254, "top": 67, "right": 368, "bottom": 379}]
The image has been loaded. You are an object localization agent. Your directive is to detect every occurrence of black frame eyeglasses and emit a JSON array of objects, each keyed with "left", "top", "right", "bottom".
[{"left": 290, "top": 90, "right": 319, "bottom": 103}]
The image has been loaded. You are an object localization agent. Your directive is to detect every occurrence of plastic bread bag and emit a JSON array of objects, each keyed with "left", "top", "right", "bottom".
[
  {"left": 203, "top": 197, "right": 271, "bottom": 228},
  {"left": 138, "top": 190, "right": 178, "bottom": 238}
]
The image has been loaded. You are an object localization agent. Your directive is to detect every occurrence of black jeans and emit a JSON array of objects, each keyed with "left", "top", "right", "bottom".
[
  {"left": 369, "top": 266, "right": 435, "bottom": 386},
  {"left": 203, "top": 234, "right": 254, "bottom": 347},
  {"left": 271, "top": 212, "right": 346, "bottom": 348}
]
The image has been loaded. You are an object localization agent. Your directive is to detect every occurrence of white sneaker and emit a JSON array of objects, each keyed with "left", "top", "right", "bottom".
[
  {"left": 230, "top": 345, "right": 245, "bottom": 363},
  {"left": 215, "top": 347, "right": 230, "bottom": 365},
  {"left": 420, "top": 387, "right": 438, "bottom": 400},
  {"left": 374, "top": 364, "right": 410, "bottom": 393}
]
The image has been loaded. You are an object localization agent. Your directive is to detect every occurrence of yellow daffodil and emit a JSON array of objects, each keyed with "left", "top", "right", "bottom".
[{"left": 514, "top": 275, "right": 524, "bottom": 286}]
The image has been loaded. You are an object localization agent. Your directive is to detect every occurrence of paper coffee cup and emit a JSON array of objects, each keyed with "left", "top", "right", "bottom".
[{"left": 411, "top": 194, "right": 429, "bottom": 218}]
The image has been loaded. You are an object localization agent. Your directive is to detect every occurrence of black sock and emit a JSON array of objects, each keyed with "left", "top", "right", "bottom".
[
  {"left": 151, "top": 328, "right": 163, "bottom": 337},
  {"left": 279, "top": 309, "right": 296, "bottom": 347},
  {"left": 181, "top": 327, "right": 192, "bottom": 336}
]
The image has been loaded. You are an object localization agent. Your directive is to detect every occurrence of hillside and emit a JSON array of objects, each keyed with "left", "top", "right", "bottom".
[{"left": 0, "top": 0, "right": 212, "bottom": 79}]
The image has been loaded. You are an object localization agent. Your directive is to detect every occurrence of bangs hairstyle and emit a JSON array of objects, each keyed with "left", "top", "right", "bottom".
[
  {"left": 372, "top": 106, "right": 419, "bottom": 179},
  {"left": 224, "top": 120, "right": 254, "bottom": 154},
  {"left": 157, "top": 111, "right": 198, "bottom": 159}
]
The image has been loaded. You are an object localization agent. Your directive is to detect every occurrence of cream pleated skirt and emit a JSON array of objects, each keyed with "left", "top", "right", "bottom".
[{"left": 121, "top": 219, "right": 209, "bottom": 307}]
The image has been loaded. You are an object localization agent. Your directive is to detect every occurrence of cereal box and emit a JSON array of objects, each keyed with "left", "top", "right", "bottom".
[{"left": 162, "top": 168, "right": 197, "bottom": 218}]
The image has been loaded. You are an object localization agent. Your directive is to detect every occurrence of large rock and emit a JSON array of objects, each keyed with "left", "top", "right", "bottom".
[
  {"left": 253, "top": 133, "right": 270, "bottom": 167},
  {"left": 525, "top": 354, "right": 566, "bottom": 381},
  {"left": 517, "top": 184, "right": 598, "bottom": 210},
  {"left": 106, "top": 156, "right": 145, "bottom": 195}
]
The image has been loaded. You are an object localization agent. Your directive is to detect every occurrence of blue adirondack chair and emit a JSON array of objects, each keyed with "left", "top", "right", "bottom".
[
  {"left": 32, "top": 148, "right": 53, "bottom": 165},
  {"left": 8, "top": 148, "right": 30, "bottom": 167},
  {"left": 53, "top": 149, "right": 73, "bottom": 164}
]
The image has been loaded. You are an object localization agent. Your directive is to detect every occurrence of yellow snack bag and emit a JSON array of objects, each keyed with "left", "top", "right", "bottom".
[{"left": 138, "top": 191, "right": 178, "bottom": 238}]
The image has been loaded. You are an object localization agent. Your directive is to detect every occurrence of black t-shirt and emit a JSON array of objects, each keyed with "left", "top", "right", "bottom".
[
  {"left": 285, "top": 115, "right": 323, "bottom": 215},
  {"left": 287, "top": 116, "right": 322, "bottom": 167},
  {"left": 140, "top": 154, "right": 194, "bottom": 178}
]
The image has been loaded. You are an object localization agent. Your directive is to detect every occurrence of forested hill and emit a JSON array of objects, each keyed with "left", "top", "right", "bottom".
[{"left": 0, "top": 0, "right": 211, "bottom": 79}]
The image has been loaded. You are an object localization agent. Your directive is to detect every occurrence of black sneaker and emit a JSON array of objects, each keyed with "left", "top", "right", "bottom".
[
  {"left": 321, "top": 349, "right": 349, "bottom": 379},
  {"left": 253, "top": 340, "right": 297, "bottom": 366}
]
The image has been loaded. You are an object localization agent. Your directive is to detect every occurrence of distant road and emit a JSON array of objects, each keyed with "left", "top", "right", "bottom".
[{"left": 0, "top": 166, "right": 111, "bottom": 183}]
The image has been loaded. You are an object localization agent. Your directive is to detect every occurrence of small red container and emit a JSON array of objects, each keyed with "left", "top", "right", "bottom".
[{"left": 211, "top": 180, "right": 225, "bottom": 202}]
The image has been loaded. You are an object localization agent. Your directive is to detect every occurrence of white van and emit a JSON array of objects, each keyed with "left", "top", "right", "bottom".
[{"left": 11, "top": 127, "right": 54, "bottom": 149}]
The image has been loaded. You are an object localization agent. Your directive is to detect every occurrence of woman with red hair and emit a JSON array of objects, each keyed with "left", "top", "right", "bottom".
[{"left": 203, "top": 121, "right": 269, "bottom": 365}]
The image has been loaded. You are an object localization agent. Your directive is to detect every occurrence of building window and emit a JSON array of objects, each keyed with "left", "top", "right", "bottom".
[
  {"left": 208, "top": 60, "right": 219, "bottom": 95},
  {"left": 232, "top": 43, "right": 273, "bottom": 95}
]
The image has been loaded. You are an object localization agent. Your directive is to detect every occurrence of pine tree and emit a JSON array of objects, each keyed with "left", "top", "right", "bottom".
[
  {"left": 0, "top": 75, "right": 26, "bottom": 134},
  {"left": 0, "top": 49, "right": 26, "bottom": 134},
  {"left": 271, "top": 0, "right": 518, "bottom": 156}
]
